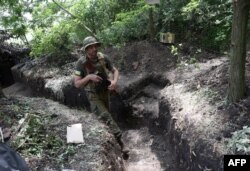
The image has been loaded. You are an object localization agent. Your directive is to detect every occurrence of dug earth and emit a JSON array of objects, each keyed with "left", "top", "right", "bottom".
[{"left": 1, "top": 41, "right": 250, "bottom": 171}]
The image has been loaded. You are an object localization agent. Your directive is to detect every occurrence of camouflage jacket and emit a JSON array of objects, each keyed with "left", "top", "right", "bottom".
[{"left": 74, "top": 52, "right": 113, "bottom": 92}]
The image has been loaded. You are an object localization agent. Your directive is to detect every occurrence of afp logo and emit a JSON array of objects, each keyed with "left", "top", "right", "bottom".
[{"left": 224, "top": 155, "right": 250, "bottom": 171}]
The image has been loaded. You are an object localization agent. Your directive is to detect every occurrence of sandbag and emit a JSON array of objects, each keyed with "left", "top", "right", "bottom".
[{"left": 0, "top": 143, "right": 29, "bottom": 171}]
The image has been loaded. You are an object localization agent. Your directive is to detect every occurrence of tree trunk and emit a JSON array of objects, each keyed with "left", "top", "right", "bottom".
[
  {"left": 149, "top": 7, "right": 155, "bottom": 41},
  {"left": 228, "top": 0, "right": 250, "bottom": 102}
]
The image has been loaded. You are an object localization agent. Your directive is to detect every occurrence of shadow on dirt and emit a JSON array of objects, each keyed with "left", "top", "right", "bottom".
[{"left": 110, "top": 73, "right": 181, "bottom": 171}]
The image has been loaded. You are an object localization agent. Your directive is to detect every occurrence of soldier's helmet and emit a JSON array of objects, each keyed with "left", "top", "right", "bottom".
[{"left": 82, "top": 36, "right": 101, "bottom": 51}]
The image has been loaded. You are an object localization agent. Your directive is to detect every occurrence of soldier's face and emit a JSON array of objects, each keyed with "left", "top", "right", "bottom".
[{"left": 86, "top": 44, "right": 98, "bottom": 59}]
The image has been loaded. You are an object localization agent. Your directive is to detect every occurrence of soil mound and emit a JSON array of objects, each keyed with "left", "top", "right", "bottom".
[{"left": 1, "top": 40, "right": 250, "bottom": 171}]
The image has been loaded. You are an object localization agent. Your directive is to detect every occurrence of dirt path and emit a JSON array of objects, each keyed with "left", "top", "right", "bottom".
[
  {"left": 114, "top": 74, "right": 180, "bottom": 171},
  {"left": 2, "top": 82, "right": 35, "bottom": 97},
  {"left": 123, "top": 127, "right": 178, "bottom": 171}
]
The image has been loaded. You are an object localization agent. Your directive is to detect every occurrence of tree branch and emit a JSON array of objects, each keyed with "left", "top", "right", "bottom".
[{"left": 52, "top": 0, "right": 96, "bottom": 38}]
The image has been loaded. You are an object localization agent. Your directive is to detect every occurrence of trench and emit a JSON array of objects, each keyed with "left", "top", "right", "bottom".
[
  {"left": 2, "top": 72, "right": 186, "bottom": 171},
  {"left": 0, "top": 52, "right": 15, "bottom": 88},
  {"left": 109, "top": 74, "right": 181, "bottom": 171}
]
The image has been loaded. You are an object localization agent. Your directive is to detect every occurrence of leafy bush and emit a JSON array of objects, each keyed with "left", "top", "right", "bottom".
[
  {"left": 180, "top": 0, "right": 232, "bottom": 51},
  {"left": 228, "top": 126, "right": 250, "bottom": 154},
  {"left": 30, "top": 0, "right": 146, "bottom": 56},
  {"left": 12, "top": 114, "right": 63, "bottom": 157},
  {"left": 30, "top": 22, "right": 73, "bottom": 57},
  {"left": 99, "top": 2, "right": 150, "bottom": 46},
  {"left": 0, "top": 0, "right": 236, "bottom": 56}
]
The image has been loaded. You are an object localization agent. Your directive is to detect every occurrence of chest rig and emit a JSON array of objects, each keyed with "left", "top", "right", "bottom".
[{"left": 84, "top": 52, "right": 111, "bottom": 92}]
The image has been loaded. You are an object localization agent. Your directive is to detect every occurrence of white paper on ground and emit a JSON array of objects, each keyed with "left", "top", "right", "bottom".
[{"left": 67, "top": 123, "right": 84, "bottom": 143}]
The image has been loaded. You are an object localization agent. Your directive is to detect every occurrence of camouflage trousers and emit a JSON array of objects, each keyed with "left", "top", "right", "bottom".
[{"left": 87, "top": 91, "right": 121, "bottom": 138}]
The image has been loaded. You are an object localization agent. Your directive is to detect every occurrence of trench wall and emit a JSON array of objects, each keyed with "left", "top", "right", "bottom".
[{"left": 10, "top": 61, "right": 223, "bottom": 171}]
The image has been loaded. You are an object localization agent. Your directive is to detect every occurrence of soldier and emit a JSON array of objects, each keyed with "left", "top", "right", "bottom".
[{"left": 74, "top": 36, "right": 129, "bottom": 156}]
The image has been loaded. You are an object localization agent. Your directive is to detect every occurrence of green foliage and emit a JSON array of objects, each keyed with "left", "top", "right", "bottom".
[
  {"left": 12, "top": 114, "right": 63, "bottom": 157},
  {"left": 99, "top": 1, "right": 149, "bottom": 45},
  {"left": 159, "top": 0, "right": 186, "bottom": 32},
  {"left": 180, "top": 0, "right": 232, "bottom": 50},
  {"left": 29, "top": 0, "right": 147, "bottom": 56},
  {"left": 82, "top": 0, "right": 111, "bottom": 33},
  {"left": 170, "top": 45, "right": 183, "bottom": 66},
  {"left": 228, "top": 126, "right": 250, "bottom": 154},
  {"left": 0, "top": 0, "right": 235, "bottom": 55},
  {"left": 181, "top": 0, "right": 199, "bottom": 17},
  {"left": 56, "top": 144, "right": 85, "bottom": 167},
  {"left": 171, "top": 45, "right": 178, "bottom": 56},
  {"left": 31, "top": 1, "right": 61, "bottom": 29},
  {"left": 0, "top": 111, "right": 12, "bottom": 126},
  {"left": 30, "top": 22, "right": 72, "bottom": 57},
  {"left": 0, "top": 0, "right": 28, "bottom": 38},
  {"left": 9, "top": 111, "right": 88, "bottom": 169}
]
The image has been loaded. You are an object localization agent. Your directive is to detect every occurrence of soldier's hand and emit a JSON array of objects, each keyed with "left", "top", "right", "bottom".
[
  {"left": 88, "top": 74, "right": 103, "bottom": 83},
  {"left": 108, "top": 80, "right": 117, "bottom": 91}
]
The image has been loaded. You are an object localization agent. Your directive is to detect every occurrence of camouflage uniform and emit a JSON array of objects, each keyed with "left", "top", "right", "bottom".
[{"left": 74, "top": 52, "right": 122, "bottom": 138}]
